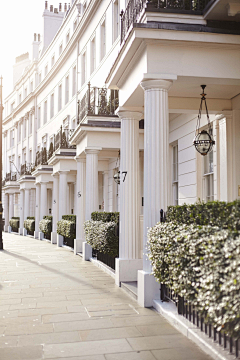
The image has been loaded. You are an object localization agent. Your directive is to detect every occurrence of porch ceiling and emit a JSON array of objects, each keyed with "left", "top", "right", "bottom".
[
  {"left": 123, "top": 76, "right": 240, "bottom": 108},
  {"left": 205, "top": 0, "right": 240, "bottom": 21}
]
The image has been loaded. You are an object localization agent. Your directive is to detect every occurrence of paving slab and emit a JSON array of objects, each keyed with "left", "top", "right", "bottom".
[{"left": 0, "top": 233, "right": 212, "bottom": 360}]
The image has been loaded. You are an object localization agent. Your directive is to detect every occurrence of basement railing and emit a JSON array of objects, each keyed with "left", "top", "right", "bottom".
[{"left": 78, "top": 82, "right": 119, "bottom": 124}]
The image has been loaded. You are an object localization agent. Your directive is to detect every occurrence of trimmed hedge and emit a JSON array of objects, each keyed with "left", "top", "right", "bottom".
[
  {"left": 62, "top": 215, "right": 76, "bottom": 222},
  {"left": 24, "top": 218, "right": 35, "bottom": 233},
  {"left": 84, "top": 220, "right": 119, "bottom": 257},
  {"left": 57, "top": 219, "right": 76, "bottom": 240},
  {"left": 9, "top": 218, "right": 19, "bottom": 231},
  {"left": 167, "top": 200, "right": 240, "bottom": 230},
  {"left": 148, "top": 200, "right": 240, "bottom": 337},
  {"left": 91, "top": 212, "right": 119, "bottom": 224},
  {"left": 39, "top": 218, "right": 52, "bottom": 235}
]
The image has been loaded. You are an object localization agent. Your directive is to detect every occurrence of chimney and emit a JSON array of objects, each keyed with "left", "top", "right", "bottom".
[
  {"left": 64, "top": 3, "right": 67, "bottom": 11},
  {"left": 59, "top": 3, "right": 62, "bottom": 11},
  {"left": 54, "top": 8, "right": 58, "bottom": 13},
  {"left": 13, "top": 53, "right": 31, "bottom": 87},
  {"left": 50, "top": 5, "right": 53, "bottom": 12},
  {"left": 34, "top": 33, "right": 37, "bottom": 41},
  {"left": 42, "top": 5, "right": 65, "bottom": 52},
  {"left": 45, "top": 1, "right": 48, "bottom": 9}
]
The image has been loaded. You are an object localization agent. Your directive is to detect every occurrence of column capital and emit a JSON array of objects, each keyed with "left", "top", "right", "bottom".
[
  {"left": 75, "top": 156, "right": 86, "bottom": 163},
  {"left": 140, "top": 79, "right": 173, "bottom": 92},
  {"left": 51, "top": 172, "right": 59, "bottom": 178},
  {"left": 116, "top": 108, "right": 143, "bottom": 121},
  {"left": 85, "top": 147, "right": 102, "bottom": 155}
]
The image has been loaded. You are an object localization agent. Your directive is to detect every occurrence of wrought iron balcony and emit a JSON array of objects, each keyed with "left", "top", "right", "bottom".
[
  {"left": 35, "top": 148, "right": 48, "bottom": 167},
  {"left": 20, "top": 163, "right": 35, "bottom": 176},
  {"left": 78, "top": 83, "right": 119, "bottom": 124},
  {"left": 52, "top": 126, "right": 76, "bottom": 155},
  {"left": 120, "top": 0, "right": 215, "bottom": 43},
  {"left": 5, "top": 171, "right": 18, "bottom": 182}
]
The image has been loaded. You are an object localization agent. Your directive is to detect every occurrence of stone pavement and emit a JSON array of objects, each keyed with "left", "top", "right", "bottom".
[{"left": 0, "top": 233, "right": 211, "bottom": 360}]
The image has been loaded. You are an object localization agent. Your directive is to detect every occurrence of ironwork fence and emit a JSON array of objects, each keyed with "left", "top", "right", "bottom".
[
  {"left": 120, "top": 0, "right": 214, "bottom": 43},
  {"left": 35, "top": 148, "right": 48, "bottom": 167},
  {"left": 53, "top": 126, "right": 76, "bottom": 153},
  {"left": 159, "top": 208, "right": 240, "bottom": 358},
  {"left": 5, "top": 171, "right": 18, "bottom": 182},
  {"left": 78, "top": 83, "right": 119, "bottom": 124},
  {"left": 20, "top": 163, "right": 35, "bottom": 176},
  {"left": 96, "top": 252, "right": 116, "bottom": 270}
]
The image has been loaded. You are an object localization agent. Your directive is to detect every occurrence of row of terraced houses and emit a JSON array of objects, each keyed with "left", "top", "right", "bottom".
[{"left": 2, "top": 0, "right": 240, "bottom": 306}]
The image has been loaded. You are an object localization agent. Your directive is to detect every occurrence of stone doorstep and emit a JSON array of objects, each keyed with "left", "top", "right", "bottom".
[
  {"left": 153, "top": 300, "right": 234, "bottom": 360},
  {"left": 90, "top": 257, "right": 115, "bottom": 279},
  {"left": 121, "top": 281, "right": 138, "bottom": 300}
]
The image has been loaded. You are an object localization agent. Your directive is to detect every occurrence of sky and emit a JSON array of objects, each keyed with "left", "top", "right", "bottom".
[{"left": 0, "top": 0, "right": 62, "bottom": 99}]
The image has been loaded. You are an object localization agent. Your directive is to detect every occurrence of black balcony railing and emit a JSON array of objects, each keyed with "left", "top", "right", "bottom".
[
  {"left": 53, "top": 126, "right": 76, "bottom": 154},
  {"left": 78, "top": 83, "right": 119, "bottom": 124},
  {"left": 20, "top": 163, "right": 35, "bottom": 176},
  {"left": 120, "top": 0, "right": 214, "bottom": 43},
  {"left": 5, "top": 171, "right": 17, "bottom": 182},
  {"left": 35, "top": 148, "right": 48, "bottom": 167}
]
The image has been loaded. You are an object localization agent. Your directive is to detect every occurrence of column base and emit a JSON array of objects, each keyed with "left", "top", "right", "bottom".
[
  {"left": 39, "top": 232, "right": 44, "bottom": 240},
  {"left": 115, "top": 258, "right": 143, "bottom": 287},
  {"left": 4, "top": 225, "right": 8, "bottom": 232},
  {"left": 74, "top": 238, "right": 84, "bottom": 255},
  {"left": 57, "top": 234, "right": 64, "bottom": 247},
  {"left": 34, "top": 231, "right": 39, "bottom": 239},
  {"left": 51, "top": 232, "right": 57, "bottom": 245},
  {"left": 23, "top": 228, "right": 27, "bottom": 236},
  {"left": 19, "top": 228, "right": 23, "bottom": 235},
  {"left": 137, "top": 270, "right": 160, "bottom": 308},
  {"left": 83, "top": 242, "right": 92, "bottom": 261},
  {"left": 8, "top": 226, "right": 12, "bottom": 233}
]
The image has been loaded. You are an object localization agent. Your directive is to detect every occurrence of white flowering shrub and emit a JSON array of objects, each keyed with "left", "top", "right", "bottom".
[
  {"left": 57, "top": 219, "right": 76, "bottom": 240},
  {"left": 148, "top": 220, "right": 240, "bottom": 337},
  {"left": 23, "top": 218, "right": 35, "bottom": 232},
  {"left": 39, "top": 219, "right": 52, "bottom": 235},
  {"left": 84, "top": 220, "right": 119, "bottom": 257}
]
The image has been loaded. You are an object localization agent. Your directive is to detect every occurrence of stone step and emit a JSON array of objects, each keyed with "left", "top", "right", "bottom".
[{"left": 121, "top": 281, "right": 138, "bottom": 300}]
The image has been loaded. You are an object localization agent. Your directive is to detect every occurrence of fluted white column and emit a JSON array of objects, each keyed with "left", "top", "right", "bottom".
[
  {"left": 52, "top": 174, "right": 59, "bottom": 231},
  {"left": 85, "top": 149, "right": 100, "bottom": 220},
  {"left": 138, "top": 78, "right": 173, "bottom": 307},
  {"left": 19, "top": 190, "right": 24, "bottom": 233},
  {"left": 40, "top": 182, "right": 48, "bottom": 220},
  {"left": 35, "top": 184, "right": 40, "bottom": 235},
  {"left": 75, "top": 158, "right": 86, "bottom": 254},
  {"left": 24, "top": 189, "right": 30, "bottom": 221},
  {"left": 103, "top": 171, "right": 109, "bottom": 212},
  {"left": 118, "top": 110, "right": 142, "bottom": 259},
  {"left": 4, "top": 194, "right": 9, "bottom": 230},
  {"left": 114, "top": 110, "right": 143, "bottom": 286},
  {"left": 59, "top": 171, "right": 68, "bottom": 220},
  {"left": 9, "top": 194, "right": 14, "bottom": 221}
]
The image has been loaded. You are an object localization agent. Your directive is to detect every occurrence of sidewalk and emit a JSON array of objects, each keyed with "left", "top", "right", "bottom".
[{"left": 0, "top": 233, "right": 211, "bottom": 360}]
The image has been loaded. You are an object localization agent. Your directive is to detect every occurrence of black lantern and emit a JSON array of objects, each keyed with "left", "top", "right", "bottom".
[{"left": 193, "top": 85, "right": 215, "bottom": 156}]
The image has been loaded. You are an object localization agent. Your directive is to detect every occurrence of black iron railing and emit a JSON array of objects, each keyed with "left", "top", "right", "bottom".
[
  {"left": 96, "top": 252, "right": 116, "bottom": 270},
  {"left": 120, "top": 0, "right": 214, "bottom": 43},
  {"left": 5, "top": 171, "right": 18, "bottom": 182},
  {"left": 53, "top": 126, "right": 76, "bottom": 153},
  {"left": 159, "top": 208, "right": 240, "bottom": 359},
  {"left": 20, "top": 163, "right": 35, "bottom": 176},
  {"left": 78, "top": 82, "right": 119, "bottom": 124},
  {"left": 35, "top": 148, "right": 48, "bottom": 167}
]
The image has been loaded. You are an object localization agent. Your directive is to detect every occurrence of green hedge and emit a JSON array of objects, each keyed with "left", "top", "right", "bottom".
[
  {"left": 148, "top": 200, "right": 240, "bottom": 337},
  {"left": 39, "top": 218, "right": 52, "bottom": 235},
  {"left": 84, "top": 220, "right": 119, "bottom": 257},
  {"left": 62, "top": 215, "right": 76, "bottom": 222},
  {"left": 43, "top": 216, "right": 52, "bottom": 220},
  {"left": 57, "top": 219, "right": 76, "bottom": 240},
  {"left": 27, "top": 216, "right": 35, "bottom": 220},
  {"left": 9, "top": 218, "right": 19, "bottom": 230},
  {"left": 167, "top": 200, "right": 240, "bottom": 230},
  {"left": 91, "top": 212, "right": 119, "bottom": 224},
  {"left": 24, "top": 218, "right": 35, "bottom": 232}
]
